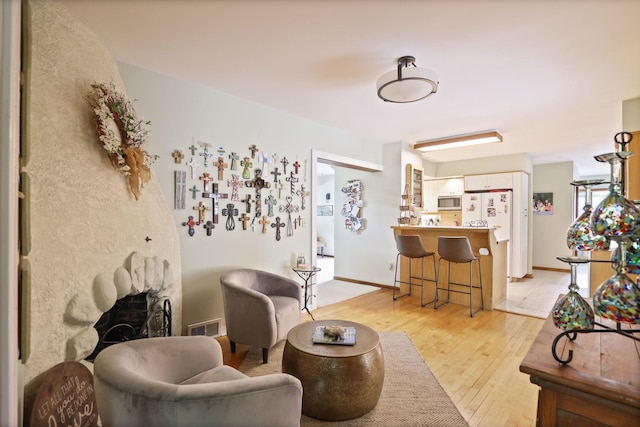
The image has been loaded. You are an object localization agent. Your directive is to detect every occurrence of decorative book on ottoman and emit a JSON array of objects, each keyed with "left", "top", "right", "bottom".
[{"left": 311, "top": 325, "right": 356, "bottom": 345}]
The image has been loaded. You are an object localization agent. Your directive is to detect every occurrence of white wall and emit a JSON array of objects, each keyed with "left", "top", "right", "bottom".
[
  {"left": 118, "top": 63, "right": 386, "bottom": 332},
  {"left": 333, "top": 142, "right": 399, "bottom": 285},
  {"left": 532, "top": 162, "right": 575, "bottom": 269},
  {"left": 434, "top": 152, "right": 533, "bottom": 177}
]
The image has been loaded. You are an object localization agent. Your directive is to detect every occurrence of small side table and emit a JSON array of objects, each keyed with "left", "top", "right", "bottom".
[{"left": 292, "top": 266, "right": 321, "bottom": 320}]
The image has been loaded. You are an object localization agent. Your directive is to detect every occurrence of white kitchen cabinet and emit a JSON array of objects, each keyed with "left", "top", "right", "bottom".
[
  {"left": 440, "top": 177, "right": 464, "bottom": 195},
  {"left": 464, "top": 173, "right": 513, "bottom": 191},
  {"left": 424, "top": 180, "right": 440, "bottom": 212},
  {"left": 423, "top": 177, "right": 463, "bottom": 212}
]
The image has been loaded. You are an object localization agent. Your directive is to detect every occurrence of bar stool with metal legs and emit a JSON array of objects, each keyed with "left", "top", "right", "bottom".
[
  {"left": 393, "top": 235, "right": 438, "bottom": 307},
  {"left": 434, "top": 236, "right": 484, "bottom": 317}
]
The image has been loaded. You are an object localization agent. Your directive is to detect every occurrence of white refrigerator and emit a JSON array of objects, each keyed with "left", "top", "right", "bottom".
[{"left": 462, "top": 191, "right": 513, "bottom": 276}]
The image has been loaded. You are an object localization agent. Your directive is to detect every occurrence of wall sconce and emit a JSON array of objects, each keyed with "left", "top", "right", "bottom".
[{"left": 414, "top": 130, "right": 503, "bottom": 152}]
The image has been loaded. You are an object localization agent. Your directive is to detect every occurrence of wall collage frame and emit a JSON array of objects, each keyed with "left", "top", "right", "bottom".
[{"left": 172, "top": 140, "right": 310, "bottom": 241}]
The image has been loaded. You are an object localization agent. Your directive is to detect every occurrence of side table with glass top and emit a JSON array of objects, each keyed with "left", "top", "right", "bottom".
[{"left": 292, "top": 266, "right": 321, "bottom": 320}]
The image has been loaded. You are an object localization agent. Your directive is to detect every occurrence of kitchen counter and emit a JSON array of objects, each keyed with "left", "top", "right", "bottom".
[{"left": 391, "top": 225, "right": 508, "bottom": 310}]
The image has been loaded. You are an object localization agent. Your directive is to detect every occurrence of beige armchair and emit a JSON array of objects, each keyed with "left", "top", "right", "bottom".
[
  {"left": 93, "top": 335, "right": 303, "bottom": 427},
  {"left": 220, "top": 268, "right": 301, "bottom": 363}
]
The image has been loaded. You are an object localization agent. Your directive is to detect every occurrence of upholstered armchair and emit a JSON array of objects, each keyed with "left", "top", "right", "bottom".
[
  {"left": 220, "top": 268, "right": 301, "bottom": 363},
  {"left": 93, "top": 335, "right": 303, "bottom": 427}
]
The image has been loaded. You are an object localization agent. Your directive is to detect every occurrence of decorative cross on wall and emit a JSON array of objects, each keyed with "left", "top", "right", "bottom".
[
  {"left": 188, "top": 143, "right": 198, "bottom": 156},
  {"left": 241, "top": 157, "right": 253, "bottom": 179},
  {"left": 271, "top": 216, "right": 285, "bottom": 241},
  {"left": 271, "top": 167, "right": 281, "bottom": 183},
  {"left": 264, "top": 194, "right": 277, "bottom": 217},
  {"left": 292, "top": 160, "right": 301, "bottom": 174},
  {"left": 277, "top": 180, "right": 285, "bottom": 199},
  {"left": 296, "top": 184, "right": 310, "bottom": 210},
  {"left": 222, "top": 203, "right": 239, "bottom": 231},
  {"left": 245, "top": 169, "right": 270, "bottom": 219},
  {"left": 228, "top": 152, "right": 239, "bottom": 170},
  {"left": 261, "top": 152, "right": 270, "bottom": 173},
  {"left": 280, "top": 156, "right": 289, "bottom": 174},
  {"left": 203, "top": 220, "right": 215, "bottom": 236},
  {"left": 239, "top": 213, "right": 251, "bottom": 231},
  {"left": 248, "top": 144, "right": 259, "bottom": 159},
  {"left": 286, "top": 171, "right": 299, "bottom": 195},
  {"left": 199, "top": 172, "right": 214, "bottom": 193},
  {"left": 174, "top": 171, "right": 186, "bottom": 209},
  {"left": 199, "top": 144, "right": 214, "bottom": 168},
  {"left": 259, "top": 215, "right": 271, "bottom": 234},
  {"left": 241, "top": 194, "right": 254, "bottom": 213},
  {"left": 294, "top": 215, "right": 304, "bottom": 229},
  {"left": 279, "top": 196, "right": 300, "bottom": 237},
  {"left": 226, "top": 174, "right": 244, "bottom": 201},
  {"left": 213, "top": 156, "right": 228, "bottom": 180},
  {"left": 182, "top": 215, "right": 199, "bottom": 237},
  {"left": 187, "top": 157, "right": 200, "bottom": 180},
  {"left": 203, "top": 183, "right": 228, "bottom": 223},
  {"left": 189, "top": 185, "right": 201, "bottom": 200},
  {"left": 172, "top": 150, "right": 184, "bottom": 164},
  {"left": 193, "top": 201, "right": 211, "bottom": 224}
]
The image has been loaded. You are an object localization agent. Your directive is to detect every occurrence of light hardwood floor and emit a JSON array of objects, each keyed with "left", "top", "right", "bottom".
[{"left": 218, "top": 288, "right": 545, "bottom": 426}]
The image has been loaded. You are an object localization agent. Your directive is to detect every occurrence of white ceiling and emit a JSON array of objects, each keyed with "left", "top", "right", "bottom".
[{"left": 59, "top": 0, "right": 640, "bottom": 177}]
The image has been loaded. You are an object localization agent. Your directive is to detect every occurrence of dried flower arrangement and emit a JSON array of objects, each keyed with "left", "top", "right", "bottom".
[{"left": 86, "top": 82, "right": 157, "bottom": 200}]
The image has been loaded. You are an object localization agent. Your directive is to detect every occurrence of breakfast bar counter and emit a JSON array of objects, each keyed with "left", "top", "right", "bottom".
[{"left": 391, "top": 226, "right": 508, "bottom": 310}]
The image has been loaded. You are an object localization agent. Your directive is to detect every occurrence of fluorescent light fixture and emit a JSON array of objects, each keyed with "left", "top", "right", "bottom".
[
  {"left": 414, "top": 131, "right": 503, "bottom": 152},
  {"left": 377, "top": 56, "right": 438, "bottom": 103}
]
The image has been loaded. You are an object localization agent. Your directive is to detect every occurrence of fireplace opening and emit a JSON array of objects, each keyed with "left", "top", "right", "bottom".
[{"left": 85, "top": 293, "right": 172, "bottom": 362}]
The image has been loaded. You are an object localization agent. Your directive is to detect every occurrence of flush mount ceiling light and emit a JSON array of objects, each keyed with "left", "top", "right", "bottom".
[
  {"left": 376, "top": 56, "right": 438, "bottom": 103},
  {"left": 414, "top": 130, "right": 503, "bottom": 152}
]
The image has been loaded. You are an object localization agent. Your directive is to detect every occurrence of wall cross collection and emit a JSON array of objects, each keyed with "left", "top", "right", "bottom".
[{"left": 173, "top": 141, "right": 309, "bottom": 240}]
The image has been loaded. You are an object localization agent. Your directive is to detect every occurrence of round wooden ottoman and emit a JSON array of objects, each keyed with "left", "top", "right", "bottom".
[{"left": 282, "top": 320, "right": 384, "bottom": 421}]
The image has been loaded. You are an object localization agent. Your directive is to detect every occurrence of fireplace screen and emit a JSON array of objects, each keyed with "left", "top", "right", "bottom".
[{"left": 85, "top": 293, "right": 171, "bottom": 362}]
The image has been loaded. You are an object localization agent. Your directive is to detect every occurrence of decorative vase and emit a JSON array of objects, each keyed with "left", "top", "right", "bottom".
[
  {"left": 591, "top": 152, "right": 640, "bottom": 237},
  {"left": 551, "top": 256, "right": 594, "bottom": 330},
  {"left": 611, "top": 238, "right": 640, "bottom": 275},
  {"left": 592, "top": 238, "right": 640, "bottom": 324},
  {"left": 566, "top": 180, "right": 609, "bottom": 251}
]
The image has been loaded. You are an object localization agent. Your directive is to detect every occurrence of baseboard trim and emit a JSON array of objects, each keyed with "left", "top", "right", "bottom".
[
  {"left": 333, "top": 276, "right": 392, "bottom": 290},
  {"left": 532, "top": 266, "right": 570, "bottom": 273}
]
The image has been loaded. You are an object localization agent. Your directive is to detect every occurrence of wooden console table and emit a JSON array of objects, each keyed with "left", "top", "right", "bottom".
[{"left": 520, "top": 312, "right": 640, "bottom": 426}]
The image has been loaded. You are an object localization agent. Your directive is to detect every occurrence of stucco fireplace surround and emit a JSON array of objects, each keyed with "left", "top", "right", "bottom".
[{"left": 64, "top": 251, "right": 176, "bottom": 362}]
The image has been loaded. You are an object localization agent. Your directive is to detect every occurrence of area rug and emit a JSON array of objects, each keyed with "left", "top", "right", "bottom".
[{"left": 238, "top": 331, "right": 469, "bottom": 426}]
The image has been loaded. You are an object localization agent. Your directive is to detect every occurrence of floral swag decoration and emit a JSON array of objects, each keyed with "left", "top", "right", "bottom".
[{"left": 87, "top": 82, "right": 157, "bottom": 200}]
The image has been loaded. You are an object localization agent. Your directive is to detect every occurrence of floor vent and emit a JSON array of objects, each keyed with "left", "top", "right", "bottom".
[{"left": 187, "top": 318, "right": 221, "bottom": 338}]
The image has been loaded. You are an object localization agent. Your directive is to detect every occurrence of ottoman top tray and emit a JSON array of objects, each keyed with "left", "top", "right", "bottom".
[{"left": 286, "top": 320, "right": 379, "bottom": 358}]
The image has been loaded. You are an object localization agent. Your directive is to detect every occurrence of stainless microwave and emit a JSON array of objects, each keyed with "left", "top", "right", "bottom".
[{"left": 437, "top": 195, "right": 462, "bottom": 211}]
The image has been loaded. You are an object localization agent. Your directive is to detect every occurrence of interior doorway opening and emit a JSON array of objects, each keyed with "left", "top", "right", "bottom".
[{"left": 309, "top": 150, "right": 383, "bottom": 309}]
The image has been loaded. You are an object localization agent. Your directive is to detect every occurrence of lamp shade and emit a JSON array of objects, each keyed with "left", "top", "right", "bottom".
[{"left": 377, "top": 56, "right": 438, "bottom": 103}]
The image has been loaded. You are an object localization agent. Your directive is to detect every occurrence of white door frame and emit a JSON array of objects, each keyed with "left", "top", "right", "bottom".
[
  {"left": 309, "top": 150, "right": 383, "bottom": 307},
  {"left": 0, "top": 0, "right": 22, "bottom": 425}
]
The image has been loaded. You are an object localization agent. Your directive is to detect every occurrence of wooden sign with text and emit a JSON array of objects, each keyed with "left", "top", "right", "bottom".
[{"left": 25, "top": 362, "right": 99, "bottom": 427}]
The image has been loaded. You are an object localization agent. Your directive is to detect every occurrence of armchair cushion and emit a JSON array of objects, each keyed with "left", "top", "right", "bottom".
[
  {"left": 220, "top": 269, "right": 301, "bottom": 360},
  {"left": 93, "top": 335, "right": 302, "bottom": 427}
]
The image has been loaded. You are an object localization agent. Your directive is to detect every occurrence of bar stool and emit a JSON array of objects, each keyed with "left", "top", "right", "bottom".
[
  {"left": 393, "top": 235, "right": 438, "bottom": 307},
  {"left": 434, "top": 236, "right": 484, "bottom": 317}
]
